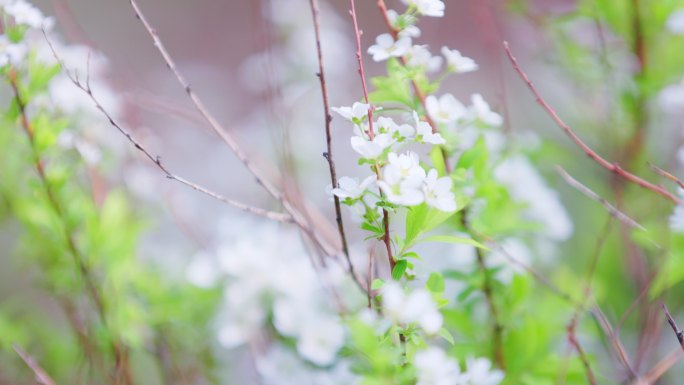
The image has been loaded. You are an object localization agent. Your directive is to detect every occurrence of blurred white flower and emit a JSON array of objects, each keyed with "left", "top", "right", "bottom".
[
  {"left": 414, "top": 347, "right": 466, "bottom": 385},
  {"left": 666, "top": 9, "right": 684, "bottom": 34},
  {"left": 4, "top": 0, "right": 47, "bottom": 28},
  {"left": 333, "top": 102, "right": 371, "bottom": 123},
  {"left": 332, "top": 175, "right": 376, "bottom": 200},
  {"left": 296, "top": 316, "right": 345, "bottom": 366},
  {"left": 0, "top": 36, "right": 27, "bottom": 66},
  {"left": 423, "top": 169, "right": 456, "bottom": 212},
  {"left": 485, "top": 238, "right": 531, "bottom": 283},
  {"left": 351, "top": 133, "right": 394, "bottom": 159},
  {"left": 464, "top": 357, "right": 504, "bottom": 385},
  {"left": 659, "top": 78, "right": 684, "bottom": 113},
  {"left": 467, "top": 94, "right": 503, "bottom": 127},
  {"left": 185, "top": 252, "right": 221, "bottom": 288},
  {"left": 670, "top": 190, "right": 684, "bottom": 232},
  {"left": 494, "top": 156, "right": 574, "bottom": 241},
  {"left": 413, "top": 111, "right": 446, "bottom": 144},
  {"left": 402, "top": 0, "right": 445, "bottom": 18},
  {"left": 442, "top": 47, "right": 478, "bottom": 73},
  {"left": 426, "top": 94, "right": 467, "bottom": 124},
  {"left": 382, "top": 283, "right": 443, "bottom": 334},
  {"left": 368, "top": 33, "right": 411, "bottom": 62},
  {"left": 406, "top": 45, "right": 442, "bottom": 72},
  {"left": 379, "top": 151, "right": 426, "bottom": 206}
]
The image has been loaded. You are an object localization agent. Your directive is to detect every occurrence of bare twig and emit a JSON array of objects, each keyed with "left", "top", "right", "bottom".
[
  {"left": 14, "top": 345, "right": 59, "bottom": 385},
  {"left": 557, "top": 167, "right": 645, "bottom": 231},
  {"left": 308, "top": 0, "right": 355, "bottom": 276},
  {"left": 42, "top": 31, "right": 292, "bottom": 224},
  {"left": 503, "top": 42, "right": 679, "bottom": 204},
  {"left": 635, "top": 348, "right": 684, "bottom": 385},
  {"left": 660, "top": 302, "right": 684, "bottom": 351},
  {"left": 591, "top": 306, "right": 638, "bottom": 380},
  {"left": 649, "top": 163, "right": 684, "bottom": 189},
  {"left": 127, "top": 0, "right": 341, "bottom": 259}
]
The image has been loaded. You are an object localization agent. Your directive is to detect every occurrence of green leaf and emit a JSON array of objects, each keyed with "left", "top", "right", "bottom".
[
  {"left": 439, "top": 327, "right": 455, "bottom": 345},
  {"left": 391, "top": 260, "right": 408, "bottom": 281},
  {"left": 426, "top": 272, "right": 445, "bottom": 293},
  {"left": 371, "top": 279, "right": 385, "bottom": 291}
]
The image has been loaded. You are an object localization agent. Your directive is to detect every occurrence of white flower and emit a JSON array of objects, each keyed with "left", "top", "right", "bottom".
[
  {"left": 406, "top": 45, "right": 443, "bottom": 73},
  {"left": 659, "top": 79, "right": 684, "bottom": 113},
  {"left": 368, "top": 33, "right": 412, "bottom": 62},
  {"left": 332, "top": 175, "right": 376, "bottom": 200},
  {"left": 670, "top": 190, "right": 684, "bottom": 232},
  {"left": 423, "top": 169, "right": 456, "bottom": 212},
  {"left": 4, "top": 0, "right": 46, "bottom": 28},
  {"left": 387, "top": 9, "right": 421, "bottom": 38},
  {"left": 413, "top": 111, "right": 446, "bottom": 144},
  {"left": 332, "top": 102, "right": 371, "bottom": 123},
  {"left": 426, "top": 94, "right": 467, "bottom": 124},
  {"left": 666, "top": 9, "right": 684, "bottom": 34},
  {"left": 0, "top": 36, "right": 27, "bottom": 66},
  {"left": 414, "top": 347, "right": 466, "bottom": 385},
  {"left": 379, "top": 152, "right": 426, "bottom": 206},
  {"left": 442, "top": 47, "right": 478, "bottom": 73},
  {"left": 351, "top": 133, "right": 394, "bottom": 159},
  {"left": 185, "top": 252, "right": 221, "bottom": 288},
  {"left": 464, "top": 357, "right": 504, "bottom": 385},
  {"left": 376, "top": 116, "right": 415, "bottom": 141},
  {"left": 401, "top": 0, "right": 445, "bottom": 18},
  {"left": 296, "top": 316, "right": 345, "bottom": 366},
  {"left": 467, "top": 94, "right": 503, "bottom": 127},
  {"left": 382, "top": 283, "right": 443, "bottom": 334}
]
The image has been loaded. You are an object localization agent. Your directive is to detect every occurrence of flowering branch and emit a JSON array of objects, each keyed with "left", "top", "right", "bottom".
[
  {"left": 348, "top": 0, "right": 395, "bottom": 272},
  {"left": 503, "top": 42, "right": 679, "bottom": 204}
]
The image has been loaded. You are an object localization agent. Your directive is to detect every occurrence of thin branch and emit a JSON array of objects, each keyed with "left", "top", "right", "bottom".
[
  {"left": 649, "top": 163, "right": 684, "bottom": 189},
  {"left": 14, "top": 345, "right": 59, "bottom": 385},
  {"left": 126, "top": 0, "right": 340, "bottom": 259},
  {"left": 636, "top": 348, "right": 684, "bottom": 385},
  {"left": 591, "top": 306, "right": 638, "bottom": 380},
  {"left": 308, "top": 0, "right": 354, "bottom": 275},
  {"left": 348, "top": 0, "right": 395, "bottom": 272},
  {"left": 42, "top": 31, "right": 292, "bottom": 224},
  {"left": 503, "top": 41, "right": 679, "bottom": 204},
  {"left": 557, "top": 166, "right": 645, "bottom": 231},
  {"left": 660, "top": 302, "right": 684, "bottom": 351}
]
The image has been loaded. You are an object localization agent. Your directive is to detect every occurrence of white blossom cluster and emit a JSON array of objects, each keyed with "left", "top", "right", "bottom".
[
  {"left": 332, "top": 102, "right": 456, "bottom": 212},
  {"left": 414, "top": 347, "right": 504, "bottom": 385}
]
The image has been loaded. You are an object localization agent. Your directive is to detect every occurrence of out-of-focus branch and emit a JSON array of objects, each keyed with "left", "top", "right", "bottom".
[
  {"left": 503, "top": 42, "right": 679, "bottom": 204},
  {"left": 557, "top": 167, "right": 645, "bottom": 231},
  {"left": 14, "top": 345, "right": 59, "bottom": 385},
  {"left": 649, "top": 163, "right": 684, "bottom": 189}
]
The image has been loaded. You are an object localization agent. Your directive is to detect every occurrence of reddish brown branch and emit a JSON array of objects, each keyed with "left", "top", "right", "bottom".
[
  {"left": 503, "top": 42, "right": 679, "bottom": 204},
  {"left": 348, "top": 0, "right": 395, "bottom": 272},
  {"left": 660, "top": 302, "right": 684, "bottom": 351},
  {"left": 308, "top": 0, "right": 354, "bottom": 276}
]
